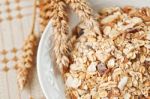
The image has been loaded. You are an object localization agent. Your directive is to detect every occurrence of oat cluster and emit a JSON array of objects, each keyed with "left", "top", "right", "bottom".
[{"left": 64, "top": 7, "right": 150, "bottom": 99}]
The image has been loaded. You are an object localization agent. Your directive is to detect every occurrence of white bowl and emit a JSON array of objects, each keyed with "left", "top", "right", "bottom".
[{"left": 37, "top": 0, "right": 150, "bottom": 99}]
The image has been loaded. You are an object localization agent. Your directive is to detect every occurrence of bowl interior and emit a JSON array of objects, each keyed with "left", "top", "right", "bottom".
[{"left": 37, "top": 0, "right": 150, "bottom": 99}]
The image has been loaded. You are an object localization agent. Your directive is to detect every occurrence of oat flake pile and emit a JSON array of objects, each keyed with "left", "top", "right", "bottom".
[{"left": 63, "top": 7, "right": 150, "bottom": 99}]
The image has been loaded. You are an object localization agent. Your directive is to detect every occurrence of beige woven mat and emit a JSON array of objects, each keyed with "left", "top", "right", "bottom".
[{"left": 0, "top": 0, "right": 45, "bottom": 99}]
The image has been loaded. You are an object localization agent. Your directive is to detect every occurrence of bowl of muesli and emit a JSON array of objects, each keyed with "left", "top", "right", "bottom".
[{"left": 37, "top": 0, "right": 150, "bottom": 99}]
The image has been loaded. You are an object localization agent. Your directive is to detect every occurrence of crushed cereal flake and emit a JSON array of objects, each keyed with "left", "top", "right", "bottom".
[
  {"left": 66, "top": 75, "right": 81, "bottom": 88},
  {"left": 118, "top": 76, "right": 128, "bottom": 90}
]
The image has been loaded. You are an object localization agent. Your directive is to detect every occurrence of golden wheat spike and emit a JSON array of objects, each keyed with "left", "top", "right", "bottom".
[
  {"left": 39, "top": 0, "right": 51, "bottom": 32},
  {"left": 17, "top": 0, "right": 38, "bottom": 90},
  {"left": 64, "top": 0, "right": 101, "bottom": 37},
  {"left": 17, "top": 33, "right": 37, "bottom": 90},
  {"left": 47, "top": 0, "right": 71, "bottom": 74}
]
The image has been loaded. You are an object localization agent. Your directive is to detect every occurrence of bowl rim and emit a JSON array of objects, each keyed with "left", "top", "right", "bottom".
[{"left": 37, "top": 21, "right": 52, "bottom": 99}]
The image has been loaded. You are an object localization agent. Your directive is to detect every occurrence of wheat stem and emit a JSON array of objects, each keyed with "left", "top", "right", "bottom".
[{"left": 30, "top": 0, "right": 37, "bottom": 34}]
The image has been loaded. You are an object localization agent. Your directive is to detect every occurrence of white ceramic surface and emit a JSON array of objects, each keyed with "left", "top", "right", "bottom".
[{"left": 37, "top": 0, "right": 150, "bottom": 99}]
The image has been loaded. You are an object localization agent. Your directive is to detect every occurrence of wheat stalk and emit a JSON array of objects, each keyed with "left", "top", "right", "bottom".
[
  {"left": 48, "top": 0, "right": 71, "bottom": 74},
  {"left": 17, "top": 0, "right": 38, "bottom": 90},
  {"left": 64, "top": 0, "right": 101, "bottom": 37}
]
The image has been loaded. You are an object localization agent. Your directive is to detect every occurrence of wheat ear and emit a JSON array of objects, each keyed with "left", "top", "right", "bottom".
[
  {"left": 39, "top": 0, "right": 52, "bottom": 32},
  {"left": 49, "top": 0, "right": 71, "bottom": 73},
  {"left": 17, "top": 0, "right": 38, "bottom": 90},
  {"left": 65, "top": 0, "right": 101, "bottom": 37}
]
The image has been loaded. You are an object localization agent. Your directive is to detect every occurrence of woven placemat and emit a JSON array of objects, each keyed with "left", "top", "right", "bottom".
[{"left": 0, "top": 0, "right": 45, "bottom": 99}]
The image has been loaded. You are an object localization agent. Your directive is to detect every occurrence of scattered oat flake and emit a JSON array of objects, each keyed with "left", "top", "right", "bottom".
[
  {"left": 146, "top": 32, "right": 150, "bottom": 40},
  {"left": 107, "top": 58, "right": 115, "bottom": 68},
  {"left": 118, "top": 76, "right": 128, "bottom": 90},
  {"left": 108, "top": 28, "right": 119, "bottom": 38},
  {"left": 103, "top": 26, "right": 111, "bottom": 35},
  {"left": 87, "top": 62, "right": 97, "bottom": 73},
  {"left": 123, "top": 93, "right": 131, "bottom": 99},
  {"left": 66, "top": 75, "right": 81, "bottom": 88},
  {"left": 99, "top": 90, "right": 108, "bottom": 97},
  {"left": 144, "top": 44, "right": 150, "bottom": 49},
  {"left": 101, "top": 12, "right": 121, "bottom": 24},
  {"left": 130, "top": 17, "right": 143, "bottom": 25}
]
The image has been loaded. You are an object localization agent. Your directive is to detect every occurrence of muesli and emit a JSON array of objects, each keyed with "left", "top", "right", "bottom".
[{"left": 64, "top": 6, "right": 150, "bottom": 99}]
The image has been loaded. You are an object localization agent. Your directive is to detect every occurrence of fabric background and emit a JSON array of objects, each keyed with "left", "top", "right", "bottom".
[{"left": 0, "top": 0, "right": 45, "bottom": 99}]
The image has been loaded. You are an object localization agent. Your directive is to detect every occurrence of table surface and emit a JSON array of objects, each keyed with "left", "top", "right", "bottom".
[{"left": 0, "top": 0, "right": 45, "bottom": 99}]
